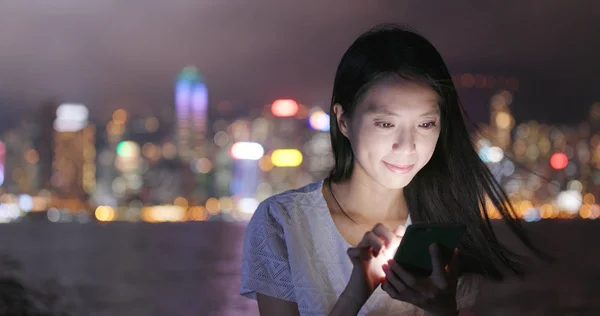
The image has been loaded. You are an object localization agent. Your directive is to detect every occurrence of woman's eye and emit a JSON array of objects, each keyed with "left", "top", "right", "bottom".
[
  {"left": 375, "top": 122, "right": 394, "bottom": 129},
  {"left": 419, "top": 121, "right": 437, "bottom": 129}
]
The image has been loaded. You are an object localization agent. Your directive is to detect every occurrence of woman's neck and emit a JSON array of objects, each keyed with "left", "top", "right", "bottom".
[{"left": 329, "top": 167, "right": 409, "bottom": 225}]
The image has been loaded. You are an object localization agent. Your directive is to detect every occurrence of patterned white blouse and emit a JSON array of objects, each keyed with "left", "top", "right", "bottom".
[{"left": 240, "top": 180, "right": 480, "bottom": 315}]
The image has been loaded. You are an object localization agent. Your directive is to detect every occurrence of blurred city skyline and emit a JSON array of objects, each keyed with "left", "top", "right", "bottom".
[
  {"left": 0, "top": 1, "right": 598, "bottom": 224},
  {"left": 0, "top": 0, "right": 598, "bottom": 131}
]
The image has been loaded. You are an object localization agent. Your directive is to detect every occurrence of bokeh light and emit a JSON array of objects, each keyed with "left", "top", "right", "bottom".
[
  {"left": 112, "top": 109, "right": 128, "bottom": 124},
  {"left": 206, "top": 198, "right": 220, "bottom": 215},
  {"left": 557, "top": 190, "right": 583, "bottom": 214},
  {"left": 550, "top": 152, "right": 569, "bottom": 170},
  {"left": 95, "top": 206, "right": 116, "bottom": 222},
  {"left": 308, "top": 110, "right": 330, "bottom": 132},
  {"left": 238, "top": 198, "right": 259, "bottom": 214},
  {"left": 271, "top": 149, "right": 303, "bottom": 167},
  {"left": 54, "top": 103, "right": 89, "bottom": 132},
  {"left": 25, "top": 149, "right": 39, "bottom": 164},
  {"left": 495, "top": 112, "right": 512, "bottom": 129},
  {"left": 145, "top": 117, "right": 159, "bottom": 132},
  {"left": 230, "top": 142, "right": 264, "bottom": 160},
  {"left": 162, "top": 142, "right": 177, "bottom": 160},
  {"left": 117, "top": 141, "right": 140, "bottom": 158},
  {"left": 192, "top": 158, "right": 212, "bottom": 174},
  {"left": 271, "top": 99, "right": 299, "bottom": 117},
  {"left": 214, "top": 131, "right": 230, "bottom": 147}
]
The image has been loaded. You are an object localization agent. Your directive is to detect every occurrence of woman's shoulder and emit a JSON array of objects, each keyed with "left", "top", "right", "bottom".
[
  {"left": 257, "top": 179, "right": 325, "bottom": 213},
  {"left": 250, "top": 179, "right": 325, "bottom": 227},
  {"left": 269, "top": 179, "right": 324, "bottom": 201}
]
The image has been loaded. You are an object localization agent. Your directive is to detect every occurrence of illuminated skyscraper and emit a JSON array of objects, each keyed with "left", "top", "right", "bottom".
[
  {"left": 51, "top": 104, "right": 96, "bottom": 201},
  {"left": 1, "top": 125, "right": 37, "bottom": 194},
  {"left": 175, "top": 66, "right": 209, "bottom": 161}
]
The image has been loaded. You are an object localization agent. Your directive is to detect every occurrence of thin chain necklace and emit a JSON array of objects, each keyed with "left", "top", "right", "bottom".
[{"left": 326, "top": 178, "right": 360, "bottom": 225}]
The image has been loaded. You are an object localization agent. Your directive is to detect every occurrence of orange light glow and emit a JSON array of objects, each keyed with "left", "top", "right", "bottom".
[{"left": 271, "top": 99, "right": 299, "bottom": 117}]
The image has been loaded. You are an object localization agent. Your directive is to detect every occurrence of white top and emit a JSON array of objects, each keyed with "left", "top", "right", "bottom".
[{"left": 240, "top": 180, "right": 480, "bottom": 316}]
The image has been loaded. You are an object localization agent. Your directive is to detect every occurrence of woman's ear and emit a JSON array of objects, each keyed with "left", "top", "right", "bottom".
[{"left": 333, "top": 103, "right": 349, "bottom": 138}]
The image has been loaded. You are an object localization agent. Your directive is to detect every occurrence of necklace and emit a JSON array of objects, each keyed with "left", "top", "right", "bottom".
[{"left": 326, "top": 178, "right": 360, "bottom": 225}]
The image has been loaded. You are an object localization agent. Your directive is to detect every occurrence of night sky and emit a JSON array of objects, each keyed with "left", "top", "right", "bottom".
[{"left": 0, "top": 1, "right": 598, "bottom": 128}]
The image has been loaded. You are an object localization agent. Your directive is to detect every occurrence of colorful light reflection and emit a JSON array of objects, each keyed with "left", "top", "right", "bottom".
[
  {"left": 271, "top": 149, "right": 303, "bottom": 167},
  {"left": 230, "top": 142, "right": 264, "bottom": 160},
  {"left": 271, "top": 99, "right": 299, "bottom": 117},
  {"left": 308, "top": 110, "right": 330, "bottom": 132}
]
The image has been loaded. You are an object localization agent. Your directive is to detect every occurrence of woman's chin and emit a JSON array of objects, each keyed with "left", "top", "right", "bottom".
[{"left": 374, "top": 175, "right": 413, "bottom": 190}]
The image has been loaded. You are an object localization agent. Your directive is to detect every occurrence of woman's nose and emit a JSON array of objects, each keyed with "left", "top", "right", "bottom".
[{"left": 392, "top": 133, "right": 416, "bottom": 154}]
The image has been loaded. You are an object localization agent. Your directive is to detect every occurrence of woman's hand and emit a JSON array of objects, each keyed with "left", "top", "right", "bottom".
[
  {"left": 343, "top": 224, "right": 404, "bottom": 304},
  {"left": 381, "top": 244, "right": 460, "bottom": 316}
]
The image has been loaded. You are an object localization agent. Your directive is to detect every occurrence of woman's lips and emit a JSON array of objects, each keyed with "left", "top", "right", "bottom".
[{"left": 383, "top": 161, "right": 415, "bottom": 174}]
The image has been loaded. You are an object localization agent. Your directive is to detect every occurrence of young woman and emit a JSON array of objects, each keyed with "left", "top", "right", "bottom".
[{"left": 240, "top": 24, "right": 548, "bottom": 316}]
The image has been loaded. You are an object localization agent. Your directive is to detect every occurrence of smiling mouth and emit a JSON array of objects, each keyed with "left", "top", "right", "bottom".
[{"left": 383, "top": 161, "right": 415, "bottom": 174}]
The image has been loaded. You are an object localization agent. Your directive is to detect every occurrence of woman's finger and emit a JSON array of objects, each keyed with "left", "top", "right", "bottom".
[
  {"left": 429, "top": 243, "right": 448, "bottom": 290},
  {"left": 387, "top": 225, "right": 405, "bottom": 254},
  {"left": 393, "top": 224, "right": 406, "bottom": 238},
  {"left": 372, "top": 223, "right": 396, "bottom": 248},
  {"left": 386, "top": 260, "right": 434, "bottom": 297},
  {"left": 347, "top": 245, "right": 372, "bottom": 262},
  {"left": 381, "top": 280, "right": 399, "bottom": 298},
  {"left": 446, "top": 248, "right": 460, "bottom": 282},
  {"left": 382, "top": 268, "right": 420, "bottom": 301},
  {"left": 347, "top": 247, "right": 361, "bottom": 261},
  {"left": 358, "top": 231, "right": 385, "bottom": 257}
]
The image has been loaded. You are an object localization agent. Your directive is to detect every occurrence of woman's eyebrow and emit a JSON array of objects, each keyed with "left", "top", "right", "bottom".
[
  {"left": 365, "top": 104, "right": 399, "bottom": 116},
  {"left": 365, "top": 105, "right": 440, "bottom": 117}
]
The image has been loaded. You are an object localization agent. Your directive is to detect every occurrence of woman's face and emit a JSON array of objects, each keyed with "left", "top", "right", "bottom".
[{"left": 335, "top": 78, "right": 441, "bottom": 189}]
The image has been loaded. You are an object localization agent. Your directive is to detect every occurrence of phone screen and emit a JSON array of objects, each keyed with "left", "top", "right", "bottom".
[{"left": 393, "top": 223, "right": 466, "bottom": 277}]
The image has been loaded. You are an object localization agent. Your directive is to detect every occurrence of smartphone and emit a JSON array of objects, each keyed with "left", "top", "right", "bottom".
[{"left": 393, "top": 223, "right": 466, "bottom": 277}]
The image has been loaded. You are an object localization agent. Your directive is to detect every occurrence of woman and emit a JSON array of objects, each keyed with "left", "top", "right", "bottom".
[{"left": 240, "top": 24, "right": 548, "bottom": 315}]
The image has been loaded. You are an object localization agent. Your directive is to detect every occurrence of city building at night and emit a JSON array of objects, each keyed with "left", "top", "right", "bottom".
[
  {"left": 175, "top": 66, "right": 209, "bottom": 161},
  {"left": 51, "top": 104, "right": 96, "bottom": 211}
]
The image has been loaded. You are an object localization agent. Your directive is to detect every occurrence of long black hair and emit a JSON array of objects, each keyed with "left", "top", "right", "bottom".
[{"left": 329, "top": 24, "right": 551, "bottom": 281}]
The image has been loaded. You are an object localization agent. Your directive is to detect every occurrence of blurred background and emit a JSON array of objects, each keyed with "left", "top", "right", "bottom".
[{"left": 0, "top": 1, "right": 598, "bottom": 315}]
